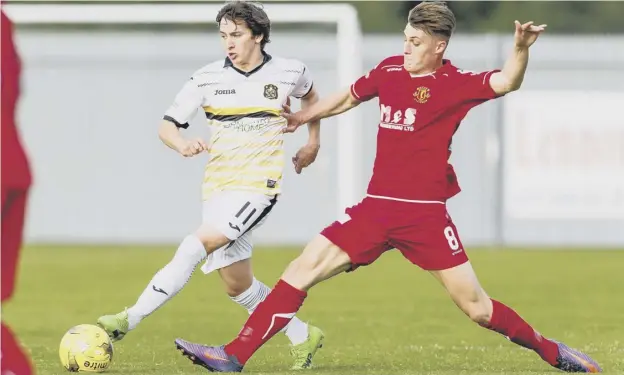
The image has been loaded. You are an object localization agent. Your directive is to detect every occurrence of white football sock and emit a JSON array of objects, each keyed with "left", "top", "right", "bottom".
[
  {"left": 126, "top": 235, "right": 206, "bottom": 330},
  {"left": 283, "top": 314, "right": 310, "bottom": 347},
  {"left": 231, "top": 278, "right": 309, "bottom": 346}
]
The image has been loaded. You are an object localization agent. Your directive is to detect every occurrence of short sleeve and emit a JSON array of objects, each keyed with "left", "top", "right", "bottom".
[
  {"left": 291, "top": 64, "right": 314, "bottom": 99},
  {"left": 350, "top": 63, "right": 381, "bottom": 102},
  {"left": 454, "top": 68, "right": 501, "bottom": 102},
  {"left": 163, "top": 78, "right": 203, "bottom": 129}
]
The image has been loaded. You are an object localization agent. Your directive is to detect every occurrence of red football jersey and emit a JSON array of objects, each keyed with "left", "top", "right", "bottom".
[
  {"left": 351, "top": 56, "right": 500, "bottom": 202},
  {"left": 1, "top": 11, "right": 32, "bottom": 190}
]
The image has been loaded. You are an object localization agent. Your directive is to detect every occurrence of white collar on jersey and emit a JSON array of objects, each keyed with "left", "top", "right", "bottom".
[
  {"left": 409, "top": 72, "right": 436, "bottom": 78},
  {"left": 408, "top": 59, "right": 452, "bottom": 79}
]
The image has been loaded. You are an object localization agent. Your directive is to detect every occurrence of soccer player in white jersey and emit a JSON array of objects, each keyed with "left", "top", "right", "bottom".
[{"left": 97, "top": 1, "right": 325, "bottom": 370}]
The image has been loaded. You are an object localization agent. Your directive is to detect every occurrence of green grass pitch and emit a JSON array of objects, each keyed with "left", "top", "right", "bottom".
[{"left": 4, "top": 245, "right": 624, "bottom": 374}]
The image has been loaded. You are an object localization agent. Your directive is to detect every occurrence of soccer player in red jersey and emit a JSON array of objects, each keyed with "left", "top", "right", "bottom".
[
  {"left": 174, "top": 2, "right": 602, "bottom": 373},
  {"left": 1, "top": 9, "right": 35, "bottom": 375}
]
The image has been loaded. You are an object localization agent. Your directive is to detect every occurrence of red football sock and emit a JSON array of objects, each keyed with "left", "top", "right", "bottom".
[
  {"left": 224, "top": 279, "right": 307, "bottom": 365},
  {"left": 483, "top": 299, "right": 559, "bottom": 365}
]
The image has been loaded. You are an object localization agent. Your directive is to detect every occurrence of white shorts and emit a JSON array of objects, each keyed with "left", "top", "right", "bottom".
[{"left": 200, "top": 191, "right": 278, "bottom": 274}]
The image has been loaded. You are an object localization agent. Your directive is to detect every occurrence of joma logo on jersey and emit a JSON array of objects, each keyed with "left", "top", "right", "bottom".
[
  {"left": 379, "top": 104, "right": 417, "bottom": 132},
  {"left": 413, "top": 86, "right": 431, "bottom": 103},
  {"left": 214, "top": 89, "right": 236, "bottom": 95}
]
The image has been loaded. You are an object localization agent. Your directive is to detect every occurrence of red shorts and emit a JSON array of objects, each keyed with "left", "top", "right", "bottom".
[{"left": 321, "top": 197, "right": 469, "bottom": 271}]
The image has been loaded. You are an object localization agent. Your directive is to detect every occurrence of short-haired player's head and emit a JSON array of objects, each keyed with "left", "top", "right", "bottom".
[
  {"left": 216, "top": 1, "right": 271, "bottom": 67},
  {"left": 403, "top": 1, "right": 456, "bottom": 74}
]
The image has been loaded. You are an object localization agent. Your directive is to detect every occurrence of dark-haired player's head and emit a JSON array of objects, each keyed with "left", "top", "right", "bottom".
[
  {"left": 403, "top": 1, "right": 456, "bottom": 74},
  {"left": 216, "top": 1, "right": 271, "bottom": 69}
]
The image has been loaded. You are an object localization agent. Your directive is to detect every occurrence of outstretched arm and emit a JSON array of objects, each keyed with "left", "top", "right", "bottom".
[
  {"left": 291, "top": 87, "right": 322, "bottom": 174},
  {"left": 283, "top": 88, "right": 361, "bottom": 133},
  {"left": 490, "top": 21, "right": 547, "bottom": 95},
  {"left": 300, "top": 87, "right": 321, "bottom": 146},
  {"left": 301, "top": 88, "right": 361, "bottom": 123}
]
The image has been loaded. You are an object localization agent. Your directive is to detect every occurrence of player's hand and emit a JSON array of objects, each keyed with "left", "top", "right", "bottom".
[
  {"left": 281, "top": 104, "right": 305, "bottom": 134},
  {"left": 176, "top": 137, "right": 208, "bottom": 157},
  {"left": 292, "top": 143, "right": 320, "bottom": 174},
  {"left": 514, "top": 20, "right": 547, "bottom": 49}
]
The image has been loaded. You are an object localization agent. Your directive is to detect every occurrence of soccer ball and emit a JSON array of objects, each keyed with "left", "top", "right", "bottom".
[{"left": 59, "top": 324, "right": 114, "bottom": 372}]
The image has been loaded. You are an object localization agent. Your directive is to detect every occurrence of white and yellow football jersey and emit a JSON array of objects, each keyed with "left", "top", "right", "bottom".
[{"left": 164, "top": 53, "right": 313, "bottom": 200}]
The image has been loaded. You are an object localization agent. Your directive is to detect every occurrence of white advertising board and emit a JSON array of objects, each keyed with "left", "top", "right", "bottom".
[{"left": 504, "top": 91, "right": 624, "bottom": 219}]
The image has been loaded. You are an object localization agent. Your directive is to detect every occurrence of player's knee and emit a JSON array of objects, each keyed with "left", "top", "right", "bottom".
[
  {"left": 460, "top": 294, "right": 493, "bottom": 325},
  {"left": 223, "top": 278, "right": 252, "bottom": 297},
  {"left": 282, "top": 240, "right": 328, "bottom": 289},
  {"left": 194, "top": 224, "right": 231, "bottom": 253},
  {"left": 282, "top": 235, "right": 349, "bottom": 291},
  {"left": 219, "top": 261, "right": 254, "bottom": 297},
  {"left": 282, "top": 254, "right": 319, "bottom": 289},
  {"left": 466, "top": 303, "right": 492, "bottom": 325},
  {"left": 436, "top": 263, "right": 493, "bottom": 325},
  {"left": 447, "top": 284, "right": 492, "bottom": 325}
]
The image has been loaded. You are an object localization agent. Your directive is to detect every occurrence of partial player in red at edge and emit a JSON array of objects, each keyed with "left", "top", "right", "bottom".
[
  {"left": 173, "top": 2, "right": 602, "bottom": 373},
  {"left": 1, "top": 9, "right": 35, "bottom": 375}
]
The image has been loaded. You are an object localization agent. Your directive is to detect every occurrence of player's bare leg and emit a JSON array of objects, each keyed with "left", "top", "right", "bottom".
[
  {"left": 281, "top": 235, "right": 352, "bottom": 290},
  {"left": 430, "top": 262, "right": 602, "bottom": 373},
  {"left": 219, "top": 258, "right": 254, "bottom": 298},
  {"left": 97, "top": 223, "right": 231, "bottom": 341},
  {"left": 174, "top": 235, "right": 350, "bottom": 372},
  {"left": 219, "top": 259, "right": 326, "bottom": 370}
]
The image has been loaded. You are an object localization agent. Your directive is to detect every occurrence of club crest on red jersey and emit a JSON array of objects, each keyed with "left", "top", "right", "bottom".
[{"left": 413, "top": 86, "right": 431, "bottom": 104}]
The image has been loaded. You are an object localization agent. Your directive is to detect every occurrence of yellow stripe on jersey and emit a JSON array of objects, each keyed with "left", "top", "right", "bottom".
[
  {"left": 207, "top": 153, "right": 284, "bottom": 166},
  {"left": 210, "top": 138, "right": 283, "bottom": 149},
  {"left": 213, "top": 129, "right": 284, "bottom": 142},
  {"left": 203, "top": 106, "right": 282, "bottom": 121},
  {"left": 203, "top": 162, "right": 284, "bottom": 193},
  {"left": 204, "top": 165, "right": 283, "bottom": 179},
  {"left": 202, "top": 106, "right": 281, "bottom": 115}
]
